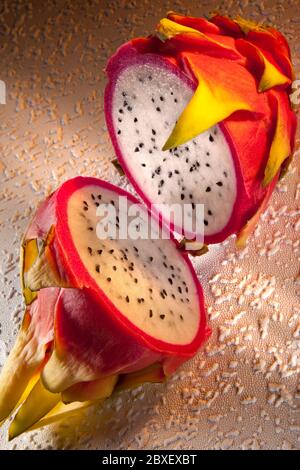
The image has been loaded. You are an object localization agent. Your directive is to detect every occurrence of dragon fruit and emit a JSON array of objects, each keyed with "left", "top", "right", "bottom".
[
  {"left": 0, "top": 176, "right": 208, "bottom": 439},
  {"left": 105, "top": 13, "right": 297, "bottom": 245}
]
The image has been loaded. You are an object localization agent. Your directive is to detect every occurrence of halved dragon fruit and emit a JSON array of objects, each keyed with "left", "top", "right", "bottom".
[
  {"left": 0, "top": 176, "right": 208, "bottom": 438},
  {"left": 105, "top": 13, "right": 297, "bottom": 245}
]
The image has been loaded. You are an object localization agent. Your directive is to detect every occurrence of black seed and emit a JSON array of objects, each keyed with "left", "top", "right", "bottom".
[
  {"left": 119, "top": 109, "right": 123, "bottom": 114},
  {"left": 83, "top": 206, "right": 88, "bottom": 211},
  {"left": 134, "top": 147, "right": 139, "bottom": 152},
  {"left": 95, "top": 202, "right": 99, "bottom": 207},
  {"left": 223, "top": 171, "right": 228, "bottom": 177},
  {"left": 134, "top": 117, "right": 138, "bottom": 123},
  {"left": 126, "top": 295, "right": 130, "bottom": 303},
  {"left": 134, "top": 278, "right": 138, "bottom": 283},
  {"left": 160, "top": 96, "right": 164, "bottom": 101},
  {"left": 160, "top": 291, "right": 165, "bottom": 299},
  {"left": 88, "top": 246, "right": 92, "bottom": 255},
  {"left": 149, "top": 288, "right": 153, "bottom": 293},
  {"left": 141, "top": 163, "right": 146, "bottom": 167},
  {"left": 159, "top": 179, "right": 164, "bottom": 188},
  {"left": 107, "top": 277, "right": 111, "bottom": 282},
  {"left": 206, "top": 163, "right": 210, "bottom": 167},
  {"left": 168, "top": 172, "right": 172, "bottom": 178},
  {"left": 171, "top": 294, "right": 176, "bottom": 299},
  {"left": 186, "top": 158, "right": 189, "bottom": 163},
  {"left": 209, "top": 134, "right": 214, "bottom": 142},
  {"left": 148, "top": 75, "right": 152, "bottom": 80},
  {"left": 134, "top": 246, "right": 139, "bottom": 253},
  {"left": 208, "top": 210, "right": 213, "bottom": 216},
  {"left": 123, "top": 100, "right": 128, "bottom": 107},
  {"left": 180, "top": 315, "right": 184, "bottom": 321},
  {"left": 206, "top": 187, "right": 211, "bottom": 192},
  {"left": 151, "top": 137, "right": 155, "bottom": 142},
  {"left": 113, "top": 266, "right": 117, "bottom": 271},
  {"left": 128, "top": 106, "right": 132, "bottom": 111},
  {"left": 91, "top": 194, "right": 95, "bottom": 200},
  {"left": 83, "top": 200, "right": 88, "bottom": 206},
  {"left": 88, "top": 227, "right": 93, "bottom": 231},
  {"left": 160, "top": 314, "right": 165, "bottom": 320},
  {"left": 122, "top": 91, "right": 126, "bottom": 97},
  {"left": 156, "top": 107, "right": 161, "bottom": 112},
  {"left": 216, "top": 181, "right": 223, "bottom": 186},
  {"left": 170, "top": 265, "right": 174, "bottom": 270},
  {"left": 117, "top": 130, "right": 121, "bottom": 135},
  {"left": 185, "top": 146, "right": 189, "bottom": 151},
  {"left": 149, "top": 256, "right": 153, "bottom": 262},
  {"left": 95, "top": 264, "right": 100, "bottom": 273},
  {"left": 149, "top": 149, "right": 153, "bottom": 154},
  {"left": 158, "top": 190, "right": 161, "bottom": 195},
  {"left": 155, "top": 166, "right": 161, "bottom": 175},
  {"left": 192, "top": 202, "right": 196, "bottom": 210},
  {"left": 181, "top": 193, "right": 185, "bottom": 200},
  {"left": 97, "top": 249, "right": 102, "bottom": 255},
  {"left": 162, "top": 289, "right": 167, "bottom": 296},
  {"left": 118, "top": 118, "right": 122, "bottom": 123},
  {"left": 168, "top": 278, "right": 173, "bottom": 285},
  {"left": 178, "top": 286, "right": 182, "bottom": 294},
  {"left": 206, "top": 151, "right": 210, "bottom": 156},
  {"left": 149, "top": 309, "right": 153, "bottom": 318},
  {"left": 204, "top": 220, "right": 208, "bottom": 226},
  {"left": 152, "top": 129, "right": 156, "bottom": 135},
  {"left": 171, "top": 91, "right": 173, "bottom": 95},
  {"left": 175, "top": 170, "right": 179, "bottom": 175},
  {"left": 139, "top": 78, "right": 143, "bottom": 83},
  {"left": 163, "top": 262, "right": 168, "bottom": 268},
  {"left": 174, "top": 98, "right": 178, "bottom": 103},
  {"left": 151, "top": 97, "right": 155, "bottom": 103},
  {"left": 109, "top": 249, "right": 114, "bottom": 254}
]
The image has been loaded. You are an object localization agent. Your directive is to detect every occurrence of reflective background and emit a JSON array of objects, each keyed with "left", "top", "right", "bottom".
[{"left": 0, "top": 0, "right": 299, "bottom": 450}]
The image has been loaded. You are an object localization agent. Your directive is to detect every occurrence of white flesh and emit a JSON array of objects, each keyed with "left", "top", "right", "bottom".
[
  {"left": 67, "top": 184, "right": 200, "bottom": 345},
  {"left": 112, "top": 63, "right": 237, "bottom": 236}
]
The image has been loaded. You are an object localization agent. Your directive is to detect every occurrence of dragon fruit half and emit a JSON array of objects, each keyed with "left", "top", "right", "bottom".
[
  {"left": 105, "top": 13, "right": 297, "bottom": 245},
  {"left": 0, "top": 177, "right": 208, "bottom": 439}
]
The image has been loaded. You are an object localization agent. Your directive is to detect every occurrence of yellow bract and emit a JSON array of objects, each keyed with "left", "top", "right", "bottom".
[
  {"left": 263, "top": 107, "right": 291, "bottom": 187},
  {"left": 156, "top": 17, "right": 237, "bottom": 54},
  {"left": 156, "top": 17, "right": 202, "bottom": 40},
  {"left": 234, "top": 16, "right": 268, "bottom": 34},
  {"left": 255, "top": 48, "right": 290, "bottom": 92},
  {"left": 163, "top": 69, "right": 251, "bottom": 151}
]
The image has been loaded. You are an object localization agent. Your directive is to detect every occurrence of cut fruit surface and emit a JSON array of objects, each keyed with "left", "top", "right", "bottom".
[
  {"left": 108, "top": 59, "right": 237, "bottom": 238},
  {"left": 0, "top": 176, "right": 209, "bottom": 437}
]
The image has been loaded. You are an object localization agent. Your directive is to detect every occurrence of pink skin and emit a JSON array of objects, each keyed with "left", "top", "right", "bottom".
[
  {"left": 25, "top": 177, "right": 209, "bottom": 378},
  {"left": 104, "top": 43, "right": 277, "bottom": 244}
]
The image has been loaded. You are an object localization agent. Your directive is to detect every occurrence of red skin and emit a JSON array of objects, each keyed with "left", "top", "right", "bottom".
[
  {"left": 25, "top": 177, "right": 209, "bottom": 380},
  {"left": 104, "top": 38, "right": 296, "bottom": 244}
]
